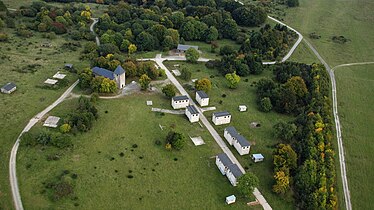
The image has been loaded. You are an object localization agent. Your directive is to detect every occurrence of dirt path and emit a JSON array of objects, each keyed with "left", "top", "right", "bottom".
[{"left": 90, "top": 18, "right": 100, "bottom": 46}]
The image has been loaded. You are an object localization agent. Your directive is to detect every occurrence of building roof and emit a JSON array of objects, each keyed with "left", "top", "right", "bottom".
[
  {"left": 92, "top": 67, "right": 115, "bottom": 80},
  {"left": 213, "top": 111, "right": 230, "bottom": 118},
  {"left": 44, "top": 79, "right": 58, "bottom": 85},
  {"left": 172, "top": 95, "right": 189, "bottom": 101},
  {"left": 227, "top": 164, "right": 243, "bottom": 178},
  {"left": 114, "top": 65, "right": 125, "bottom": 75},
  {"left": 225, "top": 126, "right": 237, "bottom": 137},
  {"left": 1, "top": 82, "right": 16, "bottom": 91},
  {"left": 196, "top": 90, "right": 208, "bottom": 99},
  {"left": 186, "top": 105, "right": 199, "bottom": 115},
  {"left": 52, "top": 72, "right": 66, "bottom": 79},
  {"left": 177, "top": 44, "right": 199, "bottom": 51},
  {"left": 43, "top": 116, "right": 60, "bottom": 128},
  {"left": 217, "top": 153, "right": 233, "bottom": 167},
  {"left": 252, "top": 154, "right": 264, "bottom": 159},
  {"left": 236, "top": 134, "right": 251, "bottom": 147}
]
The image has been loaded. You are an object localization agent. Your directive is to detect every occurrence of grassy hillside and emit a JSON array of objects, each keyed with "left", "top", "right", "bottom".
[{"left": 335, "top": 65, "right": 374, "bottom": 210}]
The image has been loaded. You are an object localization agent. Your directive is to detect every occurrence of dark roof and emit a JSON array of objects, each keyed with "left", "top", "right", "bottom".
[
  {"left": 114, "top": 65, "right": 125, "bottom": 75},
  {"left": 172, "top": 95, "right": 189, "bottom": 101},
  {"left": 196, "top": 90, "right": 208, "bottom": 99},
  {"left": 186, "top": 105, "right": 199, "bottom": 115},
  {"left": 65, "top": 64, "right": 73, "bottom": 68},
  {"left": 217, "top": 153, "right": 233, "bottom": 167},
  {"left": 1, "top": 82, "right": 16, "bottom": 91},
  {"left": 225, "top": 126, "right": 237, "bottom": 137},
  {"left": 228, "top": 164, "right": 243, "bottom": 178},
  {"left": 177, "top": 44, "right": 199, "bottom": 51},
  {"left": 213, "top": 111, "right": 230, "bottom": 118},
  {"left": 236, "top": 134, "right": 250, "bottom": 147},
  {"left": 92, "top": 67, "right": 115, "bottom": 80}
]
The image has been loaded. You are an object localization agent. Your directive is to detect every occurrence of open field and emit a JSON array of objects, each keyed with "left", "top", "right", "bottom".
[
  {"left": 335, "top": 65, "right": 374, "bottom": 210},
  {"left": 17, "top": 93, "right": 262, "bottom": 209},
  {"left": 283, "top": 1, "right": 374, "bottom": 209},
  {"left": 289, "top": 41, "right": 319, "bottom": 64},
  {"left": 165, "top": 61, "right": 295, "bottom": 209},
  {"left": 284, "top": 0, "right": 374, "bottom": 66},
  {"left": 0, "top": 28, "right": 90, "bottom": 209}
]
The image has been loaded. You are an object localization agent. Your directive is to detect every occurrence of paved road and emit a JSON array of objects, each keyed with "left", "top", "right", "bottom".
[
  {"left": 332, "top": 62, "right": 374, "bottom": 71},
  {"left": 90, "top": 18, "right": 100, "bottom": 46},
  {"left": 149, "top": 55, "right": 272, "bottom": 210},
  {"left": 9, "top": 80, "right": 79, "bottom": 210},
  {"left": 303, "top": 39, "right": 352, "bottom": 210}
]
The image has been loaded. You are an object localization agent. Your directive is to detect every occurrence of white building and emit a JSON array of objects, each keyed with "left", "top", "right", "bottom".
[
  {"left": 215, "top": 153, "right": 233, "bottom": 175},
  {"left": 171, "top": 95, "right": 189, "bottom": 109},
  {"left": 252, "top": 154, "right": 264, "bottom": 162},
  {"left": 185, "top": 105, "right": 199, "bottom": 123},
  {"left": 196, "top": 90, "right": 209, "bottom": 107},
  {"left": 238, "top": 105, "right": 247, "bottom": 112},
  {"left": 92, "top": 65, "right": 126, "bottom": 89},
  {"left": 233, "top": 135, "right": 251, "bottom": 156},
  {"left": 1, "top": 82, "right": 16, "bottom": 94},
  {"left": 226, "top": 195, "right": 236, "bottom": 205},
  {"left": 212, "top": 111, "right": 231, "bottom": 125},
  {"left": 224, "top": 126, "right": 238, "bottom": 146},
  {"left": 226, "top": 164, "right": 243, "bottom": 186}
]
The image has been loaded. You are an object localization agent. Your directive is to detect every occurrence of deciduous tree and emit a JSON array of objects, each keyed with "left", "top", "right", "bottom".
[
  {"left": 195, "top": 78, "right": 212, "bottom": 92},
  {"left": 237, "top": 172, "right": 259, "bottom": 197}
]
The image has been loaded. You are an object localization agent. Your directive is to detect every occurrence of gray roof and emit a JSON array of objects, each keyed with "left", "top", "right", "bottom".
[
  {"left": 114, "top": 65, "right": 125, "bottom": 75},
  {"left": 65, "top": 64, "right": 73, "bottom": 68},
  {"left": 228, "top": 164, "right": 243, "bottom": 178},
  {"left": 236, "top": 134, "right": 250, "bottom": 147},
  {"left": 177, "top": 44, "right": 199, "bottom": 51},
  {"left": 196, "top": 90, "right": 208, "bottom": 99},
  {"left": 172, "top": 95, "right": 189, "bottom": 101},
  {"left": 92, "top": 67, "right": 115, "bottom": 80},
  {"left": 1, "top": 82, "right": 16, "bottom": 91},
  {"left": 217, "top": 153, "right": 233, "bottom": 167},
  {"left": 186, "top": 105, "right": 199, "bottom": 115},
  {"left": 225, "top": 126, "right": 237, "bottom": 137},
  {"left": 213, "top": 111, "right": 230, "bottom": 118}
]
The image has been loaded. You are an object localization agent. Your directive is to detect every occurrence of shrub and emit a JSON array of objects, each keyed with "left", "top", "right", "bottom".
[
  {"left": 162, "top": 84, "right": 176, "bottom": 98},
  {"left": 0, "top": 33, "right": 8, "bottom": 42},
  {"left": 60, "top": 123, "right": 71, "bottom": 133}
]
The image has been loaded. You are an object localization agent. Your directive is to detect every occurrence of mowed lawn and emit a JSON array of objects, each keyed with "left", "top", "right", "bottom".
[
  {"left": 17, "top": 93, "right": 263, "bottom": 210},
  {"left": 0, "top": 29, "right": 89, "bottom": 208},
  {"left": 165, "top": 61, "right": 295, "bottom": 209},
  {"left": 284, "top": 0, "right": 374, "bottom": 66},
  {"left": 335, "top": 65, "right": 374, "bottom": 210}
]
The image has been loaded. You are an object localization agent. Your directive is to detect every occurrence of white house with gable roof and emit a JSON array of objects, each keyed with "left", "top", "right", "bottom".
[
  {"left": 185, "top": 105, "right": 199, "bottom": 123},
  {"left": 172, "top": 95, "right": 189, "bottom": 109},
  {"left": 195, "top": 90, "right": 209, "bottom": 107},
  {"left": 212, "top": 111, "right": 231, "bottom": 125}
]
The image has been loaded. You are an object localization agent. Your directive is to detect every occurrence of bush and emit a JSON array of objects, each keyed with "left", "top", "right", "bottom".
[
  {"left": 180, "top": 68, "right": 191, "bottom": 81},
  {"left": 21, "top": 131, "right": 38, "bottom": 146},
  {"left": 162, "top": 84, "right": 176, "bottom": 98},
  {"left": 185, "top": 47, "right": 200, "bottom": 63},
  {"left": 259, "top": 97, "right": 273, "bottom": 112},
  {"left": 50, "top": 134, "right": 73, "bottom": 149},
  {"left": 220, "top": 45, "right": 236, "bottom": 55},
  {"left": 165, "top": 131, "right": 186, "bottom": 150},
  {"left": 0, "top": 33, "right": 8, "bottom": 42},
  {"left": 60, "top": 123, "right": 71, "bottom": 133}
]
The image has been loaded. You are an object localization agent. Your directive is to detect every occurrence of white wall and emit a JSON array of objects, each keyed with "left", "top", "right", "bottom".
[
  {"left": 185, "top": 109, "right": 199, "bottom": 123},
  {"left": 172, "top": 99, "right": 189, "bottom": 109},
  {"left": 215, "top": 158, "right": 226, "bottom": 175},
  {"left": 224, "top": 130, "right": 235, "bottom": 146},
  {"left": 212, "top": 115, "right": 231, "bottom": 125},
  {"left": 226, "top": 171, "right": 238, "bottom": 186},
  {"left": 196, "top": 94, "right": 209, "bottom": 107},
  {"left": 233, "top": 142, "right": 250, "bottom": 155}
]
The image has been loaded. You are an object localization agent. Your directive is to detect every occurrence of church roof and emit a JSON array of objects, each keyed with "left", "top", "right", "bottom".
[{"left": 114, "top": 65, "right": 125, "bottom": 75}]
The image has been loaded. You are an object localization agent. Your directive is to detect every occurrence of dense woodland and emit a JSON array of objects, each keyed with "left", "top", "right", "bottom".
[{"left": 256, "top": 62, "right": 337, "bottom": 209}]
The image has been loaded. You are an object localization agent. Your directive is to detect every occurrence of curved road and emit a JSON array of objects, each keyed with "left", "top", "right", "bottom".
[
  {"left": 90, "top": 18, "right": 100, "bottom": 46},
  {"left": 9, "top": 80, "right": 79, "bottom": 210},
  {"left": 303, "top": 39, "right": 352, "bottom": 210}
]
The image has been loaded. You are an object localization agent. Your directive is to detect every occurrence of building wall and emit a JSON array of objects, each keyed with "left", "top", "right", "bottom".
[
  {"left": 212, "top": 115, "right": 231, "bottom": 125},
  {"left": 215, "top": 158, "right": 226, "bottom": 175},
  {"left": 115, "top": 73, "right": 126, "bottom": 89},
  {"left": 185, "top": 109, "right": 199, "bottom": 123},
  {"left": 1, "top": 87, "right": 16, "bottom": 94},
  {"left": 223, "top": 130, "right": 235, "bottom": 146},
  {"left": 233, "top": 142, "right": 250, "bottom": 155},
  {"left": 196, "top": 94, "right": 209, "bottom": 106},
  {"left": 226, "top": 171, "right": 238, "bottom": 186},
  {"left": 172, "top": 99, "right": 189, "bottom": 109}
]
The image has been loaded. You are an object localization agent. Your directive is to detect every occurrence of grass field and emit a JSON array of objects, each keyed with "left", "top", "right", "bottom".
[
  {"left": 282, "top": 0, "right": 374, "bottom": 209},
  {"left": 17, "top": 93, "right": 263, "bottom": 210},
  {"left": 165, "top": 61, "right": 295, "bottom": 209},
  {"left": 0, "top": 28, "right": 90, "bottom": 209},
  {"left": 335, "top": 65, "right": 374, "bottom": 210},
  {"left": 289, "top": 41, "right": 319, "bottom": 64}
]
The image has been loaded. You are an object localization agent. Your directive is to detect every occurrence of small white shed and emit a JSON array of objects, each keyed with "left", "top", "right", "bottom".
[
  {"left": 252, "top": 154, "right": 264, "bottom": 162},
  {"left": 226, "top": 195, "right": 236, "bottom": 204},
  {"left": 171, "top": 95, "right": 189, "bottom": 109},
  {"left": 196, "top": 90, "right": 209, "bottom": 107},
  {"left": 212, "top": 111, "right": 231, "bottom": 125},
  {"left": 185, "top": 105, "right": 199, "bottom": 123},
  {"left": 238, "top": 105, "right": 247, "bottom": 112}
]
